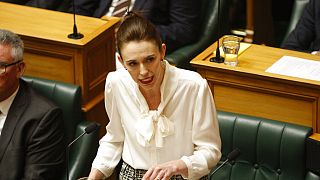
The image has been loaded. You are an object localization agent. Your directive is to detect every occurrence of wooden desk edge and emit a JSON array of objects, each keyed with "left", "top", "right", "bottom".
[
  {"left": 101, "top": 16, "right": 121, "bottom": 22},
  {"left": 190, "top": 42, "right": 320, "bottom": 87},
  {"left": 309, "top": 133, "right": 320, "bottom": 141}
]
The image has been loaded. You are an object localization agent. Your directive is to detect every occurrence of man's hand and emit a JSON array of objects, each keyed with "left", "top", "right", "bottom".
[{"left": 142, "top": 160, "right": 188, "bottom": 180}]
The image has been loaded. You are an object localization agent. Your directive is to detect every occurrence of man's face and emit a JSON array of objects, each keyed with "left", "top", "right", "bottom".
[{"left": 0, "top": 44, "right": 25, "bottom": 101}]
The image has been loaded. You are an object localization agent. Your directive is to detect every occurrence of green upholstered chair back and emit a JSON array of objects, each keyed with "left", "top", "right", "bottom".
[
  {"left": 22, "top": 76, "right": 100, "bottom": 180},
  {"left": 211, "top": 111, "right": 318, "bottom": 180},
  {"left": 166, "top": 0, "right": 232, "bottom": 70},
  {"left": 282, "top": 0, "right": 310, "bottom": 44}
]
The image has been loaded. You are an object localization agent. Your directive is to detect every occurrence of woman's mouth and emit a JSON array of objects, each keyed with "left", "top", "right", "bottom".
[{"left": 139, "top": 76, "right": 153, "bottom": 85}]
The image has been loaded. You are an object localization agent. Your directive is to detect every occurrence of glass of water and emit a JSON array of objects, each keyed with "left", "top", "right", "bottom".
[{"left": 222, "top": 35, "right": 241, "bottom": 67}]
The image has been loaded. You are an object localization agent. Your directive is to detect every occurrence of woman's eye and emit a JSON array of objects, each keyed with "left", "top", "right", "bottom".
[
  {"left": 128, "top": 62, "right": 137, "bottom": 66},
  {"left": 146, "top": 57, "right": 155, "bottom": 63}
]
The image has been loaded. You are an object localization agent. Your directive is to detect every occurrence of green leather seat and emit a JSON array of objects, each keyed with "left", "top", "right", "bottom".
[
  {"left": 211, "top": 111, "right": 320, "bottom": 180},
  {"left": 282, "top": 0, "right": 310, "bottom": 44},
  {"left": 165, "top": 0, "right": 232, "bottom": 70},
  {"left": 22, "top": 76, "right": 100, "bottom": 180}
]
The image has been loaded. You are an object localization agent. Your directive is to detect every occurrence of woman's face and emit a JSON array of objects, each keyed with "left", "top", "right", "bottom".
[{"left": 119, "top": 40, "right": 166, "bottom": 92}]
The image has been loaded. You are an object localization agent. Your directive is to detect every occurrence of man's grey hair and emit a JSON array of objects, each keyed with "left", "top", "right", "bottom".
[{"left": 0, "top": 29, "right": 24, "bottom": 62}]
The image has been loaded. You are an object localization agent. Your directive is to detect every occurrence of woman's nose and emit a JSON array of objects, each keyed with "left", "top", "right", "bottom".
[{"left": 139, "top": 64, "right": 148, "bottom": 75}]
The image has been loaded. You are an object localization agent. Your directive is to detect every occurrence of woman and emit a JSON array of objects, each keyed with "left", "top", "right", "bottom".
[{"left": 88, "top": 12, "right": 221, "bottom": 180}]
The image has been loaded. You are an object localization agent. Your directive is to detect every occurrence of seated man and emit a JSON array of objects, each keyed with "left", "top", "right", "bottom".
[
  {"left": 0, "top": 0, "right": 70, "bottom": 12},
  {"left": 281, "top": 0, "right": 320, "bottom": 55},
  {"left": 0, "top": 29, "right": 65, "bottom": 179},
  {"left": 73, "top": 0, "right": 200, "bottom": 53}
]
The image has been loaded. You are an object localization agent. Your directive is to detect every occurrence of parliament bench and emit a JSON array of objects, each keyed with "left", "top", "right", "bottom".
[{"left": 211, "top": 111, "right": 320, "bottom": 180}]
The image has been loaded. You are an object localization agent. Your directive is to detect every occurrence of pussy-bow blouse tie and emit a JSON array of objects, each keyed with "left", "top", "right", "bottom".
[{"left": 135, "top": 110, "right": 174, "bottom": 148}]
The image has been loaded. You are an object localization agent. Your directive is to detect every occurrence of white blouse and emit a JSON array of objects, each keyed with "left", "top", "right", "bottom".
[{"left": 92, "top": 61, "right": 221, "bottom": 179}]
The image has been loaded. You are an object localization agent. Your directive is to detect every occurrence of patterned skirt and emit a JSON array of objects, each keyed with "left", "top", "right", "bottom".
[{"left": 119, "top": 161, "right": 208, "bottom": 180}]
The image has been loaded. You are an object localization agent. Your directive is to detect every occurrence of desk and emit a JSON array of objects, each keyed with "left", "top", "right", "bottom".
[
  {"left": 191, "top": 42, "right": 320, "bottom": 132},
  {"left": 0, "top": 2, "right": 120, "bottom": 133}
]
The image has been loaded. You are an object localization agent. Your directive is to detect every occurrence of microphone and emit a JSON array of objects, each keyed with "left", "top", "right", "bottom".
[
  {"left": 68, "top": 122, "right": 100, "bottom": 147},
  {"left": 209, "top": 148, "right": 241, "bottom": 176},
  {"left": 210, "top": 0, "right": 224, "bottom": 63},
  {"left": 66, "top": 122, "right": 100, "bottom": 180},
  {"left": 68, "top": 0, "right": 84, "bottom": 39}
]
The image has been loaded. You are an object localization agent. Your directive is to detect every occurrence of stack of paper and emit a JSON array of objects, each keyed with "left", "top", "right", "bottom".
[{"left": 266, "top": 56, "right": 320, "bottom": 81}]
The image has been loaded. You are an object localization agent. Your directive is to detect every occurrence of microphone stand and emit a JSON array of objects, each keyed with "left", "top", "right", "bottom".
[
  {"left": 209, "top": 148, "right": 241, "bottom": 176},
  {"left": 210, "top": 0, "right": 224, "bottom": 63},
  {"left": 209, "top": 158, "right": 229, "bottom": 176},
  {"left": 66, "top": 123, "right": 99, "bottom": 180},
  {"left": 66, "top": 131, "right": 86, "bottom": 180},
  {"left": 68, "top": 0, "right": 84, "bottom": 39}
]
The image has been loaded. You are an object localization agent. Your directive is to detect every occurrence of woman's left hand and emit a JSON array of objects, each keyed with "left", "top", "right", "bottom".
[{"left": 142, "top": 159, "right": 188, "bottom": 180}]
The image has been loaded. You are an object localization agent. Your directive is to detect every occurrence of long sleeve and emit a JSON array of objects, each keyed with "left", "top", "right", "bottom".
[
  {"left": 281, "top": 0, "right": 317, "bottom": 52},
  {"left": 25, "top": 0, "right": 64, "bottom": 10},
  {"left": 148, "top": 0, "right": 200, "bottom": 53},
  {"left": 73, "top": 0, "right": 102, "bottom": 17},
  {"left": 181, "top": 79, "right": 221, "bottom": 179},
  {"left": 91, "top": 75, "right": 125, "bottom": 178}
]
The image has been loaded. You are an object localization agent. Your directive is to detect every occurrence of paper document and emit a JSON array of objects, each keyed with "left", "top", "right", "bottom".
[{"left": 266, "top": 56, "right": 320, "bottom": 81}]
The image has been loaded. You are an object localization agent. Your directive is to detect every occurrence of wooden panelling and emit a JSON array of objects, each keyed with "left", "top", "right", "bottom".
[
  {"left": 24, "top": 49, "right": 75, "bottom": 83},
  {"left": 214, "top": 83, "right": 314, "bottom": 127}
]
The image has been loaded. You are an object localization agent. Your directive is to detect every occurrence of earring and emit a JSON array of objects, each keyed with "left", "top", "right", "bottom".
[{"left": 161, "top": 59, "right": 166, "bottom": 68}]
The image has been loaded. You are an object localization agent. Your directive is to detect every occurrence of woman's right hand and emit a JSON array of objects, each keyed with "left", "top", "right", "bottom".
[
  {"left": 142, "top": 159, "right": 188, "bottom": 180},
  {"left": 87, "top": 168, "right": 106, "bottom": 180}
]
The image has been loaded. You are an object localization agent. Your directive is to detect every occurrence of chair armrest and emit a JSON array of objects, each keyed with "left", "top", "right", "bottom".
[
  {"left": 306, "top": 171, "right": 320, "bottom": 180},
  {"left": 67, "top": 121, "right": 100, "bottom": 180}
]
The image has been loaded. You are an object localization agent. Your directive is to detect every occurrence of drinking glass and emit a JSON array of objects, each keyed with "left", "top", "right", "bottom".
[{"left": 222, "top": 35, "right": 241, "bottom": 67}]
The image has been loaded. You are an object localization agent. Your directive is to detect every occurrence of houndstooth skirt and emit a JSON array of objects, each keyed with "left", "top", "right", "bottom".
[{"left": 119, "top": 161, "right": 208, "bottom": 180}]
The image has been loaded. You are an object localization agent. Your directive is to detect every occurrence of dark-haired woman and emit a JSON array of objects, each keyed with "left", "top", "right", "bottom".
[{"left": 88, "top": 12, "right": 221, "bottom": 180}]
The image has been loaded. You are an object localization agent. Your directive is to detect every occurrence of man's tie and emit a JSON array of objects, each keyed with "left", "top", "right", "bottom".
[{"left": 112, "top": 0, "right": 131, "bottom": 17}]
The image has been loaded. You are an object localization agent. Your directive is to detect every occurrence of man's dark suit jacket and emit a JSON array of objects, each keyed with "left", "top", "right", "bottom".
[
  {"left": 73, "top": 0, "right": 200, "bottom": 53},
  {"left": 0, "top": 80, "right": 65, "bottom": 180},
  {"left": 0, "top": 0, "right": 70, "bottom": 12},
  {"left": 281, "top": 0, "right": 320, "bottom": 52}
]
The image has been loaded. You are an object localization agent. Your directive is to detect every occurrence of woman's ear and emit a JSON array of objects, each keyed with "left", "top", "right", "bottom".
[
  {"left": 117, "top": 52, "right": 128, "bottom": 70},
  {"left": 161, "top": 43, "right": 166, "bottom": 59},
  {"left": 117, "top": 52, "right": 124, "bottom": 66}
]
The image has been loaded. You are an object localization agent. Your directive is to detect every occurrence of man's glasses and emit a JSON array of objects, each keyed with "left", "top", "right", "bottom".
[{"left": 0, "top": 60, "right": 22, "bottom": 74}]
